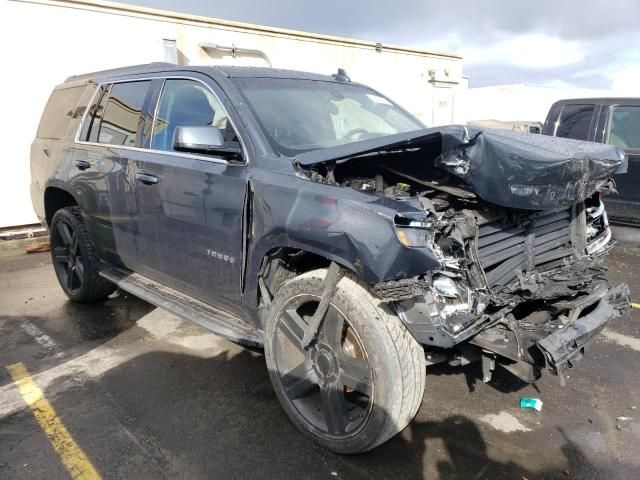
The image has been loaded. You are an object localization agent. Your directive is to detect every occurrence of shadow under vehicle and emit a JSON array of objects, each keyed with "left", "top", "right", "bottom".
[{"left": 31, "top": 64, "right": 630, "bottom": 453}]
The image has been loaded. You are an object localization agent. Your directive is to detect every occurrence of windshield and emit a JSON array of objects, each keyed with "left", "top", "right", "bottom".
[{"left": 232, "top": 78, "right": 423, "bottom": 156}]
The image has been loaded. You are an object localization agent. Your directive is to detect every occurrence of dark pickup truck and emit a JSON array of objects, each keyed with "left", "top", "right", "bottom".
[
  {"left": 31, "top": 64, "right": 630, "bottom": 453},
  {"left": 543, "top": 98, "right": 640, "bottom": 226}
]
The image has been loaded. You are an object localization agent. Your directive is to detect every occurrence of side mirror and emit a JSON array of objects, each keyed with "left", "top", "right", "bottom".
[{"left": 173, "top": 126, "right": 242, "bottom": 161}]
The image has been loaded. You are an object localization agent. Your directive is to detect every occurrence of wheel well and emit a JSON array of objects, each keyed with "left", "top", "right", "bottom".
[
  {"left": 44, "top": 188, "right": 77, "bottom": 226},
  {"left": 257, "top": 248, "right": 331, "bottom": 308}
]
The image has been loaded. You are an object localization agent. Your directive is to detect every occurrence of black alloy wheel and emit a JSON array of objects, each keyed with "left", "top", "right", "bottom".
[
  {"left": 51, "top": 218, "right": 84, "bottom": 295},
  {"left": 273, "top": 297, "right": 373, "bottom": 437},
  {"left": 265, "top": 270, "right": 426, "bottom": 453},
  {"left": 49, "top": 207, "right": 116, "bottom": 302}
]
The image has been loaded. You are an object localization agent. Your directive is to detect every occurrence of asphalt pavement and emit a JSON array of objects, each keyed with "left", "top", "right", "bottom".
[{"left": 1, "top": 234, "right": 639, "bottom": 480}]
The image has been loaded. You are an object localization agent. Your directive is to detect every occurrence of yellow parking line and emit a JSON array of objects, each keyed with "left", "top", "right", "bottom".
[
  {"left": 632, "top": 303, "right": 640, "bottom": 309},
  {"left": 6, "top": 363, "right": 101, "bottom": 480}
]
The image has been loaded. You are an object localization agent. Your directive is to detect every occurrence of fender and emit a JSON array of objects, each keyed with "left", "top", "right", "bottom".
[
  {"left": 242, "top": 176, "right": 441, "bottom": 310},
  {"left": 42, "top": 180, "right": 79, "bottom": 225}
]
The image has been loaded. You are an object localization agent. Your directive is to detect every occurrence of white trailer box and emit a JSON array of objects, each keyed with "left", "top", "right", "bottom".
[{"left": 460, "top": 83, "right": 611, "bottom": 126}]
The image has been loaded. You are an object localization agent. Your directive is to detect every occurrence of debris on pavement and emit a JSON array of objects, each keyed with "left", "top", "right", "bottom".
[
  {"left": 520, "top": 398, "right": 543, "bottom": 412},
  {"left": 26, "top": 242, "right": 50, "bottom": 253}
]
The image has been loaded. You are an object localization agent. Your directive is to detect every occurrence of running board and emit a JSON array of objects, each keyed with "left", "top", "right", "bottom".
[{"left": 100, "top": 268, "right": 263, "bottom": 347}]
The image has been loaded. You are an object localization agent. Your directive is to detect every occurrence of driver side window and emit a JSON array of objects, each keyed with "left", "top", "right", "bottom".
[{"left": 151, "top": 79, "right": 230, "bottom": 152}]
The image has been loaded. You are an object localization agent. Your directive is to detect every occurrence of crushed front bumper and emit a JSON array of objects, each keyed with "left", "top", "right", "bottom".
[
  {"left": 536, "top": 282, "right": 631, "bottom": 378},
  {"left": 392, "top": 268, "right": 631, "bottom": 383}
]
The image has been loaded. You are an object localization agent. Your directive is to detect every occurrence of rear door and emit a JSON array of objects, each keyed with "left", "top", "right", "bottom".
[
  {"left": 602, "top": 103, "right": 640, "bottom": 225},
  {"left": 73, "top": 79, "right": 153, "bottom": 267},
  {"left": 132, "top": 75, "right": 248, "bottom": 314}
]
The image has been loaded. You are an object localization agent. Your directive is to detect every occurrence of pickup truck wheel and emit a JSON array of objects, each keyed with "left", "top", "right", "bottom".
[
  {"left": 50, "top": 207, "right": 116, "bottom": 303},
  {"left": 264, "top": 269, "right": 425, "bottom": 453}
]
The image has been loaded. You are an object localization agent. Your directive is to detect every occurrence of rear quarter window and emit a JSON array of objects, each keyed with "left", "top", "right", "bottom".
[
  {"left": 555, "top": 104, "right": 595, "bottom": 141},
  {"left": 36, "top": 86, "right": 86, "bottom": 140}
]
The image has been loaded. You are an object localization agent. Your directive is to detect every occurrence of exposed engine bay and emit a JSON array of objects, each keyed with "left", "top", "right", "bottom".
[{"left": 294, "top": 126, "right": 631, "bottom": 383}]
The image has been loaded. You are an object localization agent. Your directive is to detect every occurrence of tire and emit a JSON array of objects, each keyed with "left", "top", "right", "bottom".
[
  {"left": 264, "top": 268, "right": 426, "bottom": 453},
  {"left": 50, "top": 206, "right": 116, "bottom": 303}
]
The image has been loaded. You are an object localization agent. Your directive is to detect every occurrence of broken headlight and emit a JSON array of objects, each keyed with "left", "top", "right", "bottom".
[
  {"left": 430, "top": 275, "right": 487, "bottom": 334},
  {"left": 396, "top": 225, "right": 429, "bottom": 248},
  {"left": 394, "top": 215, "right": 434, "bottom": 248}
]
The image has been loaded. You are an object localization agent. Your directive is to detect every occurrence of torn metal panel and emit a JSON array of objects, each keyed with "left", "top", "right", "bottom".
[
  {"left": 295, "top": 125, "right": 627, "bottom": 210},
  {"left": 435, "top": 126, "right": 628, "bottom": 210},
  {"left": 536, "top": 283, "right": 630, "bottom": 376}
]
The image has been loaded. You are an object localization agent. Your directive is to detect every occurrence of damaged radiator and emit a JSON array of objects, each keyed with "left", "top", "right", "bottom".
[{"left": 477, "top": 209, "right": 574, "bottom": 288}]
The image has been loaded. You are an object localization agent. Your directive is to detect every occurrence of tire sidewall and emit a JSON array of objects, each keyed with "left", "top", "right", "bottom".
[
  {"left": 264, "top": 270, "right": 403, "bottom": 454},
  {"left": 50, "top": 208, "right": 97, "bottom": 302}
]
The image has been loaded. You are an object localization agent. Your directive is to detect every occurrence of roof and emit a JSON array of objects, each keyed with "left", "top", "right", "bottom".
[
  {"left": 552, "top": 97, "right": 640, "bottom": 103},
  {"left": 65, "top": 64, "right": 346, "bottom": 83},
  {"left": 210, "top": 66, "right": 339, "bottom": 81}
]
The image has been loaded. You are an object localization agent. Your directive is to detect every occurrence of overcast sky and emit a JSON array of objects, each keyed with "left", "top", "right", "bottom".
[{"left": 126, "top": 0, "right": 639, "bottom": 91}]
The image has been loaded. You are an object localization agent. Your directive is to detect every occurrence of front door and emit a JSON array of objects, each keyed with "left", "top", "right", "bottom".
[
  {"left": 605, "top": 104, "right": 640, "bottom": 225},
  {"left": 133, "top": 77, "right": 248, "bottom": 313}
]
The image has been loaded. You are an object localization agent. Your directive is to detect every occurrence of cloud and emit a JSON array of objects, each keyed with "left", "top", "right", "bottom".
[
  {"left": 463, "top": 34, "right": 585, "bottom": 69},
  {"left": 121, "top": 0, "right": 640, "bottom": 90},
  {"left": 123, "top": 0, "right": 640, "bottom": 44},
  {"left": 611, "top": 67, "right": 640, "bottom": 96},
  {"left": 465, "top": 29, "right": 640, "bottom": 90}
]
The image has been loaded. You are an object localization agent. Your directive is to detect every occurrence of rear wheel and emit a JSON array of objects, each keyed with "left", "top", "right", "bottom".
[
  {"left": 50, "top": 207, "right": 116, "bottom": 303},
  {"left": 264, "top": 269, "right": 425, "bottom": 453}
]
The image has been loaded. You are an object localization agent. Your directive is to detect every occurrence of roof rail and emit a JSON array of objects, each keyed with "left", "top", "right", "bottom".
[{"left": 65, "top": 62, "right": 175, "bottom": 82}]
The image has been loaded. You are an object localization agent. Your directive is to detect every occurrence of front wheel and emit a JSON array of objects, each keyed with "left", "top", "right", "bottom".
[{"left": 264, "top": 269, "right": 426, "bottom": 453}]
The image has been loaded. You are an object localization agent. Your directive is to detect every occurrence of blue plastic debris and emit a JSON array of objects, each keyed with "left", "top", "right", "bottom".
[{"left": 520, "top": 397, "right": 543, "bottom": 412}]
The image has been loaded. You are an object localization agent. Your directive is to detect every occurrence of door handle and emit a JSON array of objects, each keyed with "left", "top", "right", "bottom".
[
  {"left": 74, "top": 160, "right": 91, "bottom": 171},
  {"left": 135, "top": 173, "right": 159, "bottom": 185}
]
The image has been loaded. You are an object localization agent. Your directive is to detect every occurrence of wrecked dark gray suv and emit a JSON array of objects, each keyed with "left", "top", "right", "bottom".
[{"left": 31, "top": 64, "right": 630, "bottom": 453}]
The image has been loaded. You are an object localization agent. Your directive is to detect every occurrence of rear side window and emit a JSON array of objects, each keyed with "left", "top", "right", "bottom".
[
  {"left": 151, "top": 79, "right": 229, "bottom": 152},
  {"left": 555, "top": 104, "right": 595, "bottom": 141},
  {"left": 97, "top": 81, "right": 150, "bottom": 146},
  {"left": 37, "top": 86, "right": 86, "bottom": 140},
  {"left": 607, "top": 106, "right": 640, "bottom": 149}
]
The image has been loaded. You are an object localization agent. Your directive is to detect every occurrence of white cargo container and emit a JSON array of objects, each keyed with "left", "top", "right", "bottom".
[
  {"left": 460, "top": 83, "right": 611, "bottom": 126},
  {"left": 0, "top": 0, "right": 464, "bottom": 228}
]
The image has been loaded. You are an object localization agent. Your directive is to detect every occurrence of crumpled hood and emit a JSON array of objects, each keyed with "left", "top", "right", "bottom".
[
  {"left": 436, "top": 126, "right": 627, "bottom": 209},
  {"left": 295, "top": 126, "right": 628, "bottom": 210}
]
